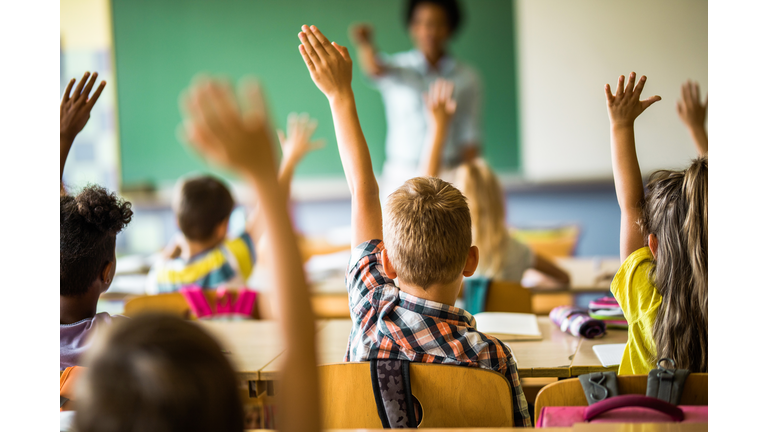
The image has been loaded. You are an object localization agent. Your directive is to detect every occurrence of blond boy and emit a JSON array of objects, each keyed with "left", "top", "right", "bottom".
[{"left": 297, "top": 25, "right": 530, "bottom": 427}]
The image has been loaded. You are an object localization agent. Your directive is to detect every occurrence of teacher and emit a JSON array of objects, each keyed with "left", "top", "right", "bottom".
[{"left": 350, "top": 0, "right": 482, "bottom": 196}]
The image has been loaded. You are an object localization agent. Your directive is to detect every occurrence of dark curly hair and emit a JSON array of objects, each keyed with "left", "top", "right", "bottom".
[
  {"left": 405, "top": 0, "right": 463, "bottom": 34},
  {"left": 60, "top": 185, "right": 133, "bottom": 297}
]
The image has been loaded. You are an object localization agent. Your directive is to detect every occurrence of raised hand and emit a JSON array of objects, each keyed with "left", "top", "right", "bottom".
[
  {"left": 349, "top": 23, "right": 374, "bottom": 46},
  {"left": 605, "top": 72, "right": 661, "bottom": 129},
  {"left": 677, "top": 80, "right": 707, "bottom": 130},
  {"left": 277, "top": 112, "right": 325, "bottom": 166},
  {"left": 298, "top": 25, "right": 353, "bottom": 101},
  {"left": 425, "top": 79, "right": 457, "bottom": 128},
  {"left": 179, "top": 76, "right": 276, "bottom": 177},
  {"left": 60, "top": 71, "right": 107, "bottom": 142}
]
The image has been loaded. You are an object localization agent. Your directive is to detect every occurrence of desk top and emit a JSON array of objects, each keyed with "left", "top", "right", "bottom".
[
  {"left": 507, "top": 316, "right": 581, "bottom": 378},
  {"left": 245, "top": 424, "right": 705, "bottom": 432},
  {"left": 570, "top": 327, "right": 629, "bottom": 376}
]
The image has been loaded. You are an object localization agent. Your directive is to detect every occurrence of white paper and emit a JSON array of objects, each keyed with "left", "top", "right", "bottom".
[
  {"left": 592, "top": 343, "right": 626, "bottom": 367},
  {"left": 474, "top": 312, "right": 541, "bottom": 337}
]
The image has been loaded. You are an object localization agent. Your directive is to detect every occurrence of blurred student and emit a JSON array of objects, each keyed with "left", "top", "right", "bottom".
[
  {"left": 349, "top": 0, "right": 481, "bottom": 196},
  {"left": 605, "top": 72, "right": 707, "bottom": 374},
  {"left": 73, "top": 76, "right": 321, "bottom": 432},
  {"left": 147, "top": 113, "right": 323, "bottom": 293},
  {"left": 297, "top": 25, "right": 530, "bottom": 426},
  {"left": 422, "top": 79, "right": 570, "bottom": 284},
  {"left": 60, "top": 72, "right": 134, "bottom": 371}
]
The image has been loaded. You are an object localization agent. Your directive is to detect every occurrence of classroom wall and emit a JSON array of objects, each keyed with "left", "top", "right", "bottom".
[{"left": 516, "top": 0, "right": 707, "bottom": 182}]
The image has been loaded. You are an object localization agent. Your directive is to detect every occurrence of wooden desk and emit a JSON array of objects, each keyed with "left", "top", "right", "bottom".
[
  {"left": 570, "top": 328, "right": 629, "bottom": 376},
  {"left": 197, "top": 320, "right": 329, "bottom": 381},
  {"left": 246, "top": 424, "right": 705, "bottom": 432},
  {"left": 507, "top": 317, "right": 580, "bottom": 378}
]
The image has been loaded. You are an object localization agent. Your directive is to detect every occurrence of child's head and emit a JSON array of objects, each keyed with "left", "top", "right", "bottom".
[
  {"left": 641, "top": 157, "right": 708, "bottom": 372},
  {"left": 383, "top": 177, "right": 475, "bottom": 292},
  {"left": 173, "top": 175, "right": 234, "bottom": 244},
  {"left": 60, "top": 185, "right": 133, "bottom": 297},
  {"left": 453, "top": 159, "right": 508, "bottom": 278},
  {"left": 74, "top": 314, "right": 244, "bottom": 432}
]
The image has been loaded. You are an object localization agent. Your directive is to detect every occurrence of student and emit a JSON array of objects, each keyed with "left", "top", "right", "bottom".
[
  {"left": 677, "top": 79, "right": 708, "bottom": 156},
  {"left": 349, "top": 0, "right": 481, "bottom": 197},
  {"left": 422, "top": 79, "right": 570, "bottom": 284},
  {"left": 297, "top": 25, "right": 531, "bottom": 427},
  {"left": 147, "top": 112, "right": 323, "bottom": 293},
  {"left": 74, "top": 76, "right": 321, "bottom": 432},
  {"left": 60, "top": 72, "right": 134, "bottom": 371},
  {"left": 605, "top": 72, "right": 707, "bottom": 374}
]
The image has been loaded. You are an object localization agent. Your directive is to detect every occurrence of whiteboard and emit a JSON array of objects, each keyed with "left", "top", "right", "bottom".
[{"left": 515, "top": 0, "right": 707, "bottom": 182}]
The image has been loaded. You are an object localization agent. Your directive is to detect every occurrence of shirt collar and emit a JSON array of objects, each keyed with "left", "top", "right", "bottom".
[
  {"left": 410, "top": 49, "right": 457, "bottom": 75},
  {"left": 398, "top": 290, "right": 476, "bottom": 327}
]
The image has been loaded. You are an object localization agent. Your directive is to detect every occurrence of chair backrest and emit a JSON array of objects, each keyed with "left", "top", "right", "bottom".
[
  {"left": 60, "top": 366, "right": 86, "bottom": 411},
  {"left": 122, "top": 291, "right": 260, "bottom": 319},
  {"left": 318, "top": 362, "right": 514, "bottom": 428},
  {"left": 485, "top": 281, "right": 533, "bottom": 314},
  {"left": 534, "top": 373, "right": 708, "bottom": 424}
]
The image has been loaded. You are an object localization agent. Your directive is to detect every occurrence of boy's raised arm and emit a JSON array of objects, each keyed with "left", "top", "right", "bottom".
[
  {"left": 298, "top": 25, "right": 382, "bottom": 246},
  {"left": 420, "top": 79, "right": 456, "bottom": 177},
  {"left": 60, "top": 71, "right": 106, "bottom": 188},
  {"left": 605, "top": 72, "right": 661, "bottom": 261},
  {"left": 179, "top": 77, "right": 319, "bottom": 432}
]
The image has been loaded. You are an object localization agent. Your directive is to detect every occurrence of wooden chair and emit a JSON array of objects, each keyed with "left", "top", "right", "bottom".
[
  {"left": 534, "top": 373, "right": 708, "bottom": 425},
  {"left": 319, "top": 362, "right": 515, "bottom": 428},
  {"left": 123, "top": 291, "right": 260, "bottom": 320},
  {"left": 458, "top": 280, "right": 533, "bottom": 314}
]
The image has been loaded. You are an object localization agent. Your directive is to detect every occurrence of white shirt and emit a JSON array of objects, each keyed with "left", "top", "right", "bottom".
[{"left": 372, "top": 49, "right": 483, "bottom": 172}]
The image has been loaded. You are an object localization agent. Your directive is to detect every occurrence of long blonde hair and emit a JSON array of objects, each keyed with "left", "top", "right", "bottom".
[
  {"left": 453, "top": 159, "right": 508, "bottom": 278},
  {"left": 641, "top": 157, "right": 708, "bottom": 372}
]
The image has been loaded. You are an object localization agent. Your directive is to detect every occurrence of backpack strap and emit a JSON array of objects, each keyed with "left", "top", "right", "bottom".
[
  {"left": 578, "top": 372, "right": 619, "bottom": 405},
  {"left": 370, "top": 359, "right": 418, "bottom": 428},
  {"left": 646, "top": 358, "right": 690, "bottom": 405}
]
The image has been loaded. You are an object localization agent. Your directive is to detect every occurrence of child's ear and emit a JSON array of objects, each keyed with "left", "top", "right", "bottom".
[
  {"left": 648, "top": 234, "right": 659, "bottom": 259},
  {"left": 100, "top": 261, "right": 114, "bottom": 286},
  {"left": 462, "top": 246, "right": 479, "bottom": 277},
  {"left": 216, "top": 219, "right": 229, "bottom": 239},
  {"left": 381, "top": 248, "right": 398, "bottom": 280}
]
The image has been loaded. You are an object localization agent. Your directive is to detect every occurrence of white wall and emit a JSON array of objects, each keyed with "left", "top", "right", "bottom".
[{"left": 515, "top": 0, "right": 707, "bottom": 182}]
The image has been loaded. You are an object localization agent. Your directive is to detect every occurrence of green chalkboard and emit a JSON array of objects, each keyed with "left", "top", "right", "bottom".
[{"left": 112, "top": 0, "right": 519, "bottom": 189}]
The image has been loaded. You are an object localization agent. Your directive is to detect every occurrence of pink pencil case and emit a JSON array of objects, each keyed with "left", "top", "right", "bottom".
[
  {"left": 537, "top": 395, "right": 708, "bottom": 427},
  {"left": 180, "top": 286, "right": 257, "bottom": 319}
]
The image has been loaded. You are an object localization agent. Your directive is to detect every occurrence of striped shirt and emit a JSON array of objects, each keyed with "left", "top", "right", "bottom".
[
  {"left": 147, "top": 232, "right": 256, "bottom": 294},
  {"left": 344, "top": 240, "right": 531, "bottom": 427}
]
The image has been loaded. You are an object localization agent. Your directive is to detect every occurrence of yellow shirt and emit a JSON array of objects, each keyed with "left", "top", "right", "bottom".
[{"left": 610, "top": 247, "right": 662, "bottom": 375}]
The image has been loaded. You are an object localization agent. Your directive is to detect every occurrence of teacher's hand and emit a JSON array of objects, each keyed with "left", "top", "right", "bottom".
[{"left": 349, "top": 23, "right": 375, "bottom": 47}]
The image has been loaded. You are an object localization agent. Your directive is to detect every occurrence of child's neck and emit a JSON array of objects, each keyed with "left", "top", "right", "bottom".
[
  {"left": 398, "top": 279, "right": 460, "bottom": 307},
  {"left": 181, "top": 236, "right": 225, "bottom": 260},
  {"left": 60, "top": 290, "right": 100, "bottom": 325}
]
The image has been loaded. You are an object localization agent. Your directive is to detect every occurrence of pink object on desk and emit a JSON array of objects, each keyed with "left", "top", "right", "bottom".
[{"left": 180, "top": 286, "right": 257, "bottom": 319}]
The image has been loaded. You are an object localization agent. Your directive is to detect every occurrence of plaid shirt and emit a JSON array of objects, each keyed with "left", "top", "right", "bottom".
[{"left": 344, "top": 240, "right": 531, "bottom": 427}]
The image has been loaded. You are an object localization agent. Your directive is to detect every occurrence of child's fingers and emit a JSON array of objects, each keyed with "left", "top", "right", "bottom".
[
  {"left": 309, "top": 25, "right": 335, "bottom": 54},
  {"left": 676, "top": 100, "right": 683, "bottom": 115},
  {"left": 306, "top": 117, "right": 318, "bottom": 136},
  {"left": 277, "top": 129, "right": 287, "bottom": 146},
  {"left": 299, "top": 33, "right": 322, "bottom": 65},
  {"left": 640, "top": 95, "right": 662, "bottom": 111},
  {"left": 192, "top": 83, "right": 232, "bottom": 142},
  {"left": 332, "top": 42, "right": 350, "bottom": 61},
  {"left": 81, "top": 72, "right": 99, "bottom": 102},
  {"left": 85, "top": 81, "right": 107, "bottom": 110},
  {"left": 604, "top": 84, "right": 614, "bottom": 103},
  {"left": 62, "top": 79, "right": 75, "bottom": 104},
  {"left": 692, "top": 82, "right": 700, "bottom": 104},
  {"left": 616, "top": 75, "right": 625, "bottom": 98},
  {"left": 239, "top": 77, "right": 267, "bottom": 123},
  {"left": 703, "top": 94, "right": 708, "bottom": 110},
  {"left": 301, "top": 26, "right": 328, "bottom": 57},
  {"left": 633, "top": 75, "right": 647, "bottom": 99},
  {"left": 626, "top": 72, "right": 636, "bottom": 98},
  {"left": 298, "top": 45, "right": 316, "bottom": 71},
  {"left": 72, "top": 72, "right": 90, "bottom": 102},
  {"left": 287, "top": 112, "right": 298, "bottom": 137},
  {"left": 208, "top": 80, "right": 242, "bottom": 131}
]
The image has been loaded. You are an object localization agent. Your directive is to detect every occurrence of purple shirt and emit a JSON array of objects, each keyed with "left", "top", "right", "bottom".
[{"left": 60, "top": 312, "right": 127, "bottom": 371}]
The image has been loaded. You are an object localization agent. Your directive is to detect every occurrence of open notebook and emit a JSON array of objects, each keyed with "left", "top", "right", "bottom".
[
  {"left": 592, "top": 343, "right": 626, "bottom": 367},
  {"left": 473, "top": 312, "right": 543, "bottom": 341}
]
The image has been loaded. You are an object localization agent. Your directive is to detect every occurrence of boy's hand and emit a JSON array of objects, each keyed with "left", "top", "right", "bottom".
[
  {"left": 277, "top": 112, "right": 325, "bottom": 166},
  {"left": 298, "top": 25, "right": 353, "bottom": 101},
  {"left": 425, "top": 79, "right": 457, "bottom": 129},
  {"left": 179, "top": 76, "right": 276, "bottom": 177},
  {"left": 60, "top": 71, "right": 106, "bottom": 142},
  {"left": 605, "top": 72, "right": 661, "bottom": 129},
  {"left": 677, "top": 80, "right": 707, "bottom": 130}
]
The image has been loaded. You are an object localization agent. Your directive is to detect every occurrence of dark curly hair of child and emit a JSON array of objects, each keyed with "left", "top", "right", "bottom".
[{"left": 60, "top": 185, "right": 133, "bottom": 297}]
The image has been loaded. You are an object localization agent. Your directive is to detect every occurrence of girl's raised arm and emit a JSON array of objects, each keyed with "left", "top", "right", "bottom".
[{"left": 605, "top": 72, "right": 661, "bottom": 260}]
